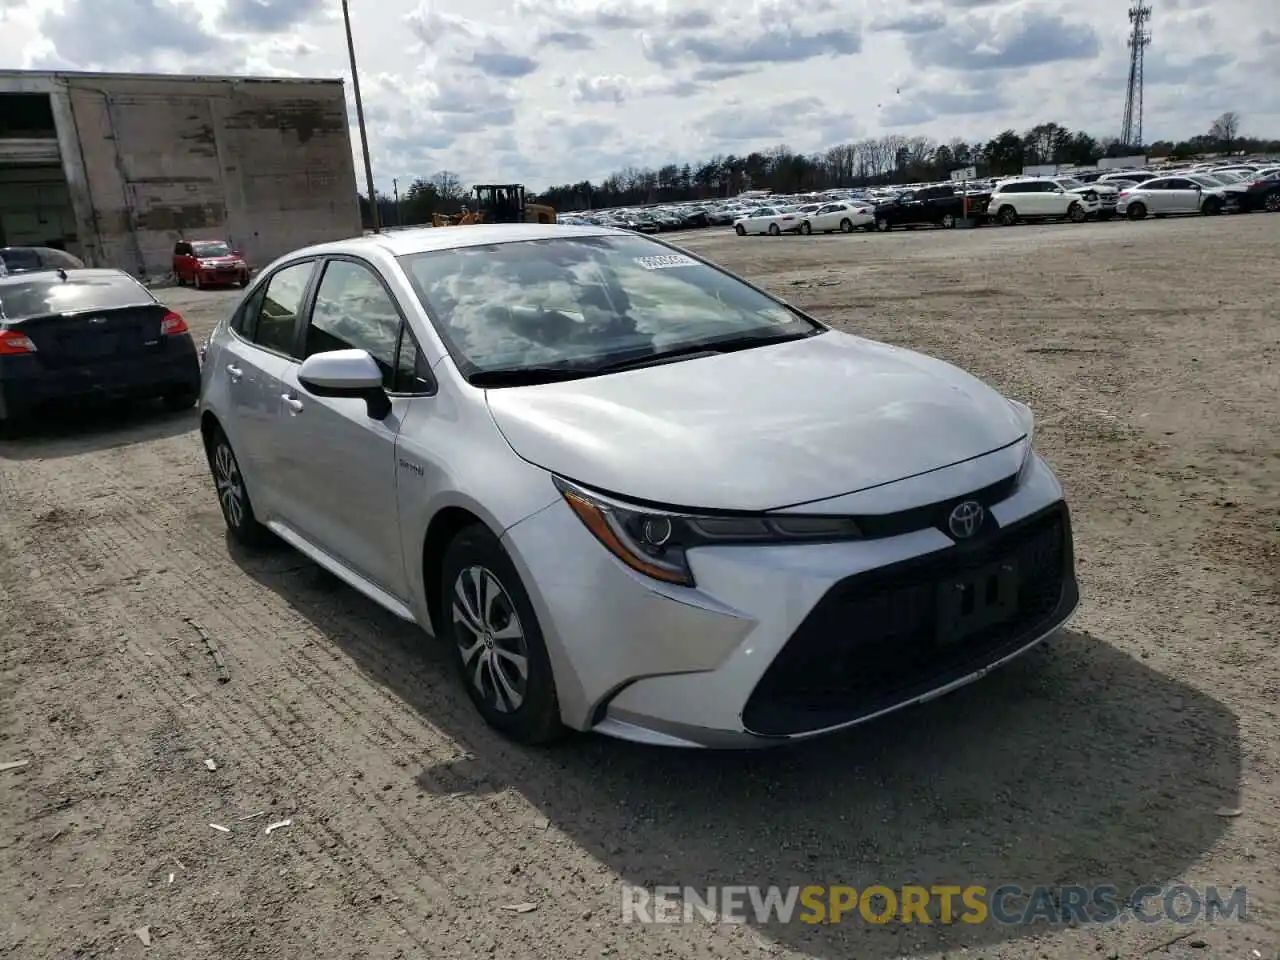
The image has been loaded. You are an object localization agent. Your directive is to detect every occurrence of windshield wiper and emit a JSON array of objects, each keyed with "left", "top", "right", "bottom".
[
  {"left": 592, "top": 329, "right": 821, "bottom": 374},
  {"left": 467, "top": 366, "right": 598, "bottom": 387}
]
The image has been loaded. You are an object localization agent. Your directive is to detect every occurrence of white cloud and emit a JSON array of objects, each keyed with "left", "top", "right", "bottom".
[{"left": 0, "top": 0, "right": 1275, "bottom": 193}]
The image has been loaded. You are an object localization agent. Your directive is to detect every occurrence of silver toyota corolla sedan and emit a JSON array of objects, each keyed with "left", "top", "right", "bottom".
[{"left": 198, "top": 223, "right": 1079, "bottom": 749}]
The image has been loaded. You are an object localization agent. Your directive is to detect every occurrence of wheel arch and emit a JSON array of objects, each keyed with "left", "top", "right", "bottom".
[{"left": 421, "top": 505, "right": 493, "bottom": 636}]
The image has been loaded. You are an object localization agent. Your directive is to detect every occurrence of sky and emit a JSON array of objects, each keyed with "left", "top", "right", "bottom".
[{"left": 1, "top": 0, "right": 1276, "bottom": 192}]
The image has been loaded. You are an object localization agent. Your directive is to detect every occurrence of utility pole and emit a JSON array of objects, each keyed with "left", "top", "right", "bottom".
[
  {"left": 393, "top": 177, "right": 400, "bottom": 226},
  {"left": 342, "top": 0, "right": 380, "bottom": 232}
]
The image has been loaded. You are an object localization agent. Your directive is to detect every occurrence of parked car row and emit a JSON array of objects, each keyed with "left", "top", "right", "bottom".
[{"left": 727, "top": 163, "right": 1280, "bottom": 237}]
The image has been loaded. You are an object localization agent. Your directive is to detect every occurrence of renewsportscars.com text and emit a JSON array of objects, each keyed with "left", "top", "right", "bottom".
[{"left": 621, "top": 884, "right": 1249, "bottom": 926}]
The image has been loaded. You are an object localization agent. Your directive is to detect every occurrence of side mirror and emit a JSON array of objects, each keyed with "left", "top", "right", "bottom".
[
  {"left": 232, "top": 249, "right": 243, "bottom": 257},
  {"left": 297, "top": 349, "right": 391, "bottom": 420}
]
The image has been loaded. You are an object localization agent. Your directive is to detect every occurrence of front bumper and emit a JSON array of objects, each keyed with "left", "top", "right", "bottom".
[
  {"left": 502, "top": 452, "right": 1078, "bottom": 748},
  {"left": 198, "top": 265, "right": 249, "bottom": 284},
  {"left": 0, "top": 337, "right": 200, "bottom": 420}
]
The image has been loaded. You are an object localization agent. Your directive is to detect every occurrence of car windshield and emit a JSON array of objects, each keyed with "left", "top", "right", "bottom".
[
  {"left": 1057, "top": 178, "right": 1085, "bottom": 189},
  {"left": 1212, "top": 171, "right": 1243, "bottom": 183},
  {"left": 398, "top": 234, "right": 819, "bottom": 378},
  {"left": 1190, "top": 175, "right": 1222, "bottom": 187},
  {"left": 0, "top": 272, "right": 151, "bottom": 321},
  {"left": 193, "top": 242, "right": 232, "bottom": 257}
]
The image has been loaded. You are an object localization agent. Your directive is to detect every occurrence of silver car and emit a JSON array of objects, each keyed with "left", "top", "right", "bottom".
[{"left": 198, "top": 224, "right": 1079, "bottom": 749}]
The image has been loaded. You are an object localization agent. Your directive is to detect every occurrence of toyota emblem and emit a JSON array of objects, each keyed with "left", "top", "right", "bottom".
[{"left": 947, "top": 500, "right": 985, "bottom": 539}]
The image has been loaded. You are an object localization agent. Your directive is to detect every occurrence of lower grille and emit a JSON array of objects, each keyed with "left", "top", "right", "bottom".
[{"left": 742, "top": 502, "right": 1075, "bottom": 737}]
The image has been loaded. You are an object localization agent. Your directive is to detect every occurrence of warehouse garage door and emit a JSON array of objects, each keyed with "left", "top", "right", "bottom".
[{"left": 0, "top": 93, "right": 78, "bottom": 256}]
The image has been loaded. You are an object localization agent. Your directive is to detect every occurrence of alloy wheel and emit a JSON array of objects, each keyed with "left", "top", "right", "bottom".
[
  {"left": 213, "top": 442, "right": 245, "bottom": 529},
  {"left": 1266, "top": 194, "right": 1280, "bottom": 212},
  {"left": 452, "top": 565, "right": 529, "bottom": 713}
]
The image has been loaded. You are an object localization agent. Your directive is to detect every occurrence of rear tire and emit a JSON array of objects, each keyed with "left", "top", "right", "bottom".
[
  {"left": 768, "top": 223, "right": 780, "bottom": 236},
  {"left": 194, "top": 273, "right": 204, "bottom": 290},
  {"left": 1203, "top": 197, "right": 1223, "bottom": 216},
  {"left": 1265, "top": 193, "right": 1280, "bottom": 212},
  {"left": 734, "top": 223, "right": 745, "bottom": 235},
  {"left": 875, "top": 217, "right": 890, "bottom": 232},
  {"left": 1127, "top": 202, "right": 1147, "bottom": 220},
  {"left": 441, "top": 524, "right": 567, "bottom": 745},
  {"left": 997, "top": 206, "right": 1018, "bottom": 226},
  {"left": 799, "top": 220, "right": 811, "bottom": 235},
  {"left": 238, "top": 273, "right": 250, "bottom": 288},
  {"left": 839, "top": 218, "right": 853, "bottom": 233},
  {"left": 206, "top": 427, "right": 271, "bottom": 548},
  {"left": 940, "top": 213, "right": 956, "bottom": 228}
]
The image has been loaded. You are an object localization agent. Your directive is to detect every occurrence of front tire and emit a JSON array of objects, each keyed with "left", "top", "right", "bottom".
[
  {"left": 734, "top": 223, "right": 745, "bottom": 235},
  {"left": 799, "top": 220, "right": 811, "bottom": 235},
  {"left": 441, "top": 524, "right": 566, "bottom": 745},
  {"left": 940, "top": 213, "right": 956, "bottom": 228},
  {"left": 207, "top": 427, "right": 271, "bottom": 547},
  {"left": 1265, "top": 193, "right": 1280, "bottom": 213},
  {"left": 1068, "top": 202, "right": 1087, "bottom": 223},
  {"left": 839, "top": 218, "right": 853, "bottom": 233},
  {"left": 768, "top": 223, "right": 780, "bottom": 236},
  {"left": 1203, "top": 197, "right": 1223, "bottom": 216},
  {"left": 997, "top": 205, "right": 1018, "bottom": 226},
  {"left": 875, "top": 217, "right": 890, "bottom": 232}
]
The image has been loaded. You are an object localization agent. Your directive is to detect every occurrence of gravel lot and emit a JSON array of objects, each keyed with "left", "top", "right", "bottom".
[{"left": 2, "top": 215, "right": 1277, "bottom": 960}]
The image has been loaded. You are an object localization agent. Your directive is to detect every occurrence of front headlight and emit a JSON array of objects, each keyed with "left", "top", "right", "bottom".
[
  {"left": 554, "top": 477, "right": 862, "bottom": 588},
  {"left": 1007, "top": 398, "right": 1035, "bottom": 484}
]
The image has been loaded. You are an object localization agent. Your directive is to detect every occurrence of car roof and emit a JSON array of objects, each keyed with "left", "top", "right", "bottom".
[
  {"left": 0, "top": 266, "right": 128, "bottom": 286},
  {"left": 286, "top": 222, "right": 624, "bottom": 261}
]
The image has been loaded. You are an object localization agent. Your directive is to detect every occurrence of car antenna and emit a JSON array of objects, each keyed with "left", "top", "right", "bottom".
[{"left": 57, "top": 268, "right": 67, "bottom": 280}]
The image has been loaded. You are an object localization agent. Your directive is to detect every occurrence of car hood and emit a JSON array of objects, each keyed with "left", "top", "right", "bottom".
[
  {"left": 484, "top": 331, "right": 1027, "bottom": 512},
  {"left": 1071, "top": 184, "right": 1118, "bottom": 195}
]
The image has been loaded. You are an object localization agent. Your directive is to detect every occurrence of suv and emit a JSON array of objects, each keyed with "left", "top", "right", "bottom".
[
  {"left": 173, "top": 240, "right": 250, "bottom": 289},
  {"left": 987, "top": 179, "right": 1094, "bottom": 225}
]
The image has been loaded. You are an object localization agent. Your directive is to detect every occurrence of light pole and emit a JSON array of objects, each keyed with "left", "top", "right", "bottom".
[{"left": 341, "top": 0, "right": 380, "bottom": 232}]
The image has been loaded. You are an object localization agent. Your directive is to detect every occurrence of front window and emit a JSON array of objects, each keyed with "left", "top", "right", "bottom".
[
  {"left": 398, "top": 235, "right": 820, "bottom": 382},
  {"left": 193, "top": 242, "right": 232, "bottom": 258}
]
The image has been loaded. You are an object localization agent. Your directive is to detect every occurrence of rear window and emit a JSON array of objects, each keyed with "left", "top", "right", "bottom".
[
  {"left": 0, "top": 273, "right": 153, "bottom": 322},
  {"left": 0, "top": 249, "right": 42, "bottom": 271}
]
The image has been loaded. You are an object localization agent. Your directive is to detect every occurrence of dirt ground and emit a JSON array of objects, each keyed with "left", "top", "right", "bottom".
[{"left": 2, "top": 214, "right": 1277, "bottom": 960}]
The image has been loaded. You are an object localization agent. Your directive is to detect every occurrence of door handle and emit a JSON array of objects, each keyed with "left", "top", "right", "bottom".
[
  {"left": 282, "top": 394, "right": 304, "bottom": 413},
  {"left": 226, "top": 364, "right": 243, "bottom": 380}
]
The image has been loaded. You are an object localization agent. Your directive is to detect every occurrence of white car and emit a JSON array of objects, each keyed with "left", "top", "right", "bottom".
[
  {"left": 987, "top": 178, "right": 1095, "bottom": 225},
  {"left": 1115, "top": 175, "right": 1233, "bottom": 218},
  {"left": 798, "top": 201, "right": 876, "bottom": 234},
  {"left": 733, "top": 206, "right": 803, "bottom": 236},
  {"left": 197, "top": 222, "right": 1078, "bottom": 749}
]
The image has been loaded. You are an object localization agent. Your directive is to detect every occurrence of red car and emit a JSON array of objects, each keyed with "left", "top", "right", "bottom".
[{"left": 172, "top": 240, "right": 250, "bottom": 289}]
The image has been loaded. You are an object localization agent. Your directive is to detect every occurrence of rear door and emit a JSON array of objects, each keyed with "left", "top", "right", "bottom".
[
  {"left": 274, "top": 256, "right": 421, "bottom": 599},
  {"left": 220, "top": 258, "right": 318, "bottom": 521},
  {"left": 173, "top": 242, "right": 192, "bottom": 281}
]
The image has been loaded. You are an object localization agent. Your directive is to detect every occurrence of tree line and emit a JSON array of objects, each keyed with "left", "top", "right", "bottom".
[{"left": 360, "top": 112, "right": 1272, "bottom": 226}]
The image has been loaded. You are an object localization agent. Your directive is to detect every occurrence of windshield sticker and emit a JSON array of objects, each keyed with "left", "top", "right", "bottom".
[{"left": 634, "top": 254, "right": 699, "bottom": 270}]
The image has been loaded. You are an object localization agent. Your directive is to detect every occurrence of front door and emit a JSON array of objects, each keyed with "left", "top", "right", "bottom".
[{"left": 272, "top": 256, "right": 415, "bottom": 599}]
